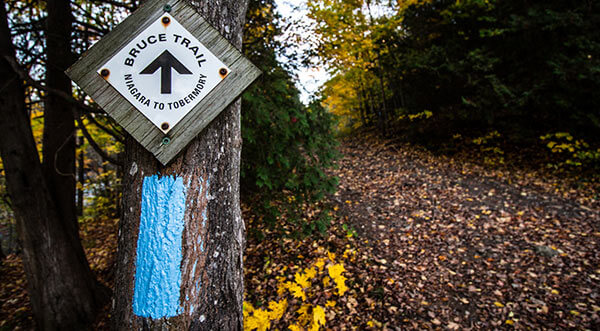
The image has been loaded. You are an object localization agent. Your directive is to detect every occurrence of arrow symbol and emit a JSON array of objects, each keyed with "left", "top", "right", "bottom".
[{"left": 140, "top": 50, "right": 192, "bottom": 94}]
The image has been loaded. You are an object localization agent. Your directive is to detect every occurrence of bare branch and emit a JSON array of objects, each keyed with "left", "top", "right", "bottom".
[
  {"left": 80, "top": 0, "right": 135, "bottom": 12},
  {"left": 85, "top": 113, "right": 126, "bottom": 143},
  {"left": 3, "top": 55, "right": 104, "bottom": 115},
  {"left": 75, "top": 114, "right": 123, "bottom": 167},
  {"left": 3, "top": 55, "right": 122, "bottom": 167}
]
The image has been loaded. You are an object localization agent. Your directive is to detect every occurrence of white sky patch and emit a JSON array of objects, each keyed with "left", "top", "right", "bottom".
[
  {"left": 275, "top": 0, "right": 330, "bottom": 104},
  {"left": 274, "top": 1, "right": 397, "bottom": 104}
]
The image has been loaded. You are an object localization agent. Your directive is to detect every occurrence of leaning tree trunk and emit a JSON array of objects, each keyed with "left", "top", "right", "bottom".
[
  {"left": 111, "top": 0, "right": 249, "bottom": 329},
  {"left": 0, "top": 4, "right": 108, "bottom": 330}
]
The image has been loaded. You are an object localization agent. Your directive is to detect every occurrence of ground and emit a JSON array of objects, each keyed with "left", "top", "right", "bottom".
[
  {"left": 328, "top": 135, "right": 599, "bottom": 329},
  {"left": 1, "top": 135, "right": 599, "bottom": 330}
]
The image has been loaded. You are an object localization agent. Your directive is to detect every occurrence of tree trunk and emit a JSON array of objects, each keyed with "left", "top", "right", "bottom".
[
  {"left": 357, "top": 79, "right": 368, "bottom": 127},
  {"left": 43, "top": 0, "right": 77, "bottom": 233},
  {"left": 112, "top": 0, "right": 249, "bottom": 329},
  {"left": 77, "top": 135, "right": 85, "bottom": 216},
  {"left": 0, "top": 4, "right": 109, "bottom": 330},
  {"left": 378, "top": 74, "right": 389, "bottom": 136}
]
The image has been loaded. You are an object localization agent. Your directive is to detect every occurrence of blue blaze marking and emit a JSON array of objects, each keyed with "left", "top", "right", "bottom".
[{"left": 133, "top": 175, "right": 187, "bottom": 319}]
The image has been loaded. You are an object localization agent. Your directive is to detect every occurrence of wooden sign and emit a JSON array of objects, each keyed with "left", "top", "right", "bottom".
[{"left": 66, "top": 0, "right": 260, "bottom": 165}]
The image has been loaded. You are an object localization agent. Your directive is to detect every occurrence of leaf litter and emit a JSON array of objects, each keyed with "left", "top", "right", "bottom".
[{"left": 1, "top": 135, "right": 599, "bottom": 330}]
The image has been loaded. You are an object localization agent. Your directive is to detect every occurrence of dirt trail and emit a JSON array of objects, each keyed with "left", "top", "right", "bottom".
[{"left": 332, "top": 137, "right": 600, "bottom": 329}]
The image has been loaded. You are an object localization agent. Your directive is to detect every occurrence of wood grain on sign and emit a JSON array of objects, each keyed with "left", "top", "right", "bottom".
[{"left": 66, "top": 0, "right": 261, "bottom": 165}]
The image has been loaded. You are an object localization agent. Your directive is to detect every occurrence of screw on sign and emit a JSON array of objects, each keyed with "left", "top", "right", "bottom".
[
  {"left": 94, "top": 11, "right": 232, "bottom": 136},
  {"left": 65, "top": 0, "right": 260, "bottom": 329}
]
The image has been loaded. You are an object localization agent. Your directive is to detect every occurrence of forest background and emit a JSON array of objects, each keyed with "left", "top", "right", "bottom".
[{"left": 1, "top": 0, "right": 599, "bottom": 329}]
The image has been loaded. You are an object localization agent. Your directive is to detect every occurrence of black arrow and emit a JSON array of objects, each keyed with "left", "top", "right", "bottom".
[{"left": 139, "top": 50, "right": 192, "bottom": 94}]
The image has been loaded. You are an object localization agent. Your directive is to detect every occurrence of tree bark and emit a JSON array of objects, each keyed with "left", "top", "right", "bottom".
[
  {"left": 43, "top": 0, "right": 77, "bottom": 233},
  {"left": 0, "top": 4, "right": 108, "bottom": 330},
  {"left": 77, "top": 136, "right": 85, "bottom": 216},
  {"left": 112, "top": 0, "right": 249, "bottom": 329}
]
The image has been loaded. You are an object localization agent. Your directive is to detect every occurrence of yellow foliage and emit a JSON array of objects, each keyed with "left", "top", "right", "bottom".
[
  {"left": 322, "top": 276, "right": 331, "bottom": 287},
  {"left": 245, "top": 307, "right": 271, "bottom": 331},
  {"left": 315, "top": 258, "right": 326, "bottom": 271},
  {"left": 335, "top": 277, "right": 349, "bottom": 296},
  {"left": 245, "top": 250, "right": 353, "bottom": 330},
  {"left": 297, "top": 304, "right": 312, "bottom": 325},
  {"left": 277, "top": 279, "right": 288, "bottom": 296},
  {"left": 327, "top": 251, "right": 336, "bottom": 262},
  {"left": 327, "top": 263, "right": 345, "bottom": 279},
  {"left": 304, "top": 267, "right": 317, "bottom": 279},
  {"left": 540, "top": 132, "right": 600, "bottom": 168},
  {"left": 268, "top": 299, "right": 288, "bottom": 320},
  {"left": 243, "top": 301, "right": 254, "bottom": 319},
  {"left": 287, "top": 282, "right": 306, "bottom": 301},
  {"left": 397, "top": 0, "right": 435, "bottom": 12},
  {"left": 295, "top": 271, "right": 311, "bottom": 289},
  {"left": 312, "top": 305, "right": 326, "bottom": 327},
  {"left": 327, "top": 264, "right": 348, "bottom": 295}
]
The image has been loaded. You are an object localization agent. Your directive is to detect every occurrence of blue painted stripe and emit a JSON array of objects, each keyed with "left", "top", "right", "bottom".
[{"left": 133, "top": 175, "right": 187, "bottom": 319}]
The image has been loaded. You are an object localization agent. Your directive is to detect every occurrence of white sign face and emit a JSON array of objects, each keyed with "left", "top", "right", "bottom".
[{"left": 98, "top": 13, "right": 229, "bottom": 133}]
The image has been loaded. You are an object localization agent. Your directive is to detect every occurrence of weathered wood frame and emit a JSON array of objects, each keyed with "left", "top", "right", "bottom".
[{"left": 66, "top": 0, "right": 260, "bottom": 165}]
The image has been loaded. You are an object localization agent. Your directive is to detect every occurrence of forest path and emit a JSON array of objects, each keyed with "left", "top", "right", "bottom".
[{"left": 331, "top": 136, "right": 600, "bottom": 329}]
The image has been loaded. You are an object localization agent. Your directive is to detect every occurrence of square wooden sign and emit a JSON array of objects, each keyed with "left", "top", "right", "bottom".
[{"left": 66, "top": 0, "right": 260, "bottom": 165}]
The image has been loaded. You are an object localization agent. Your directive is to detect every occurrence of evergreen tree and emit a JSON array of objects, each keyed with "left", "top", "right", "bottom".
[{"left": 242, "top": 0, "right": 338, "bottom": 235}]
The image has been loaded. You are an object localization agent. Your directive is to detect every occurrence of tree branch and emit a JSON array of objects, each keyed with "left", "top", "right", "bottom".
[
  {"left": 85, "top": 113, "right": 125, "bottom": 143},
  {"left": 75, "top": 114, "right": 123, "bottom": 167},
  {"left": 3, "top": 55, "right": 123, "bottom": 167},
  {"left": 81, "top": 0, "right": 135, "bottom": 12},
  {"left": 3, "top": 55, "right": 103, "bottom": 115}
]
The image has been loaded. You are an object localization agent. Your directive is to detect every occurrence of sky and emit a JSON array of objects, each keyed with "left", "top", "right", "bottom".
[{"left": 275, "top": 0, "right": 329, "bottom": 104}]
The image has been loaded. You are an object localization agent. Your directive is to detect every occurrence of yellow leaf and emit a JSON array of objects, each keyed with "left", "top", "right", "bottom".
[
  {"left": 335, "top": 276, "right": 348, "bottom": 296},
  {"left": 295, "top": 272, "right": 311, "bottom": 289},
  {"left": 343, "top": 249, "right": 354, "bottom": 259},
  {"left": 327, "top": 264, "right": 345, "bottom": 279},
  {"left": 277, "top": 281, "right": 289, "bottom": 296},
  {"left": 327, "top": 251, "right": 336, "bottom": 262},
  {"left": 313, "top": 305, "right": 326, "bottom": 326},
  {"left": 288, "top": 283, "right": 306, "bottom": 301},
  {"left": 323, "top": 276, "right": 331, "bottom": 287},
  {"left": 288, "top": 324, "right": 301, "bottom": 331},
  {"left": 304, "top": 267, "right": 317, "bottom": 279},
  {"left": 325, "top": 300, "right": 336, "bottom": 308},
  {"left": 243, "top": 301, "right": 254, "bottom": 319},
  {"left": 245, "top": 308, "right": 271, "bottom": 331},
  {"left": 494, "top": 302, "right": 505, "bottom": 308},
  {"left": 315, "top": 258, "right": 326, "bottom": 271},
  {"left": 505, "top": 320, "right": 514, "bottom": 325},
  {"left": 327, "top": 264, "right": 348, "bottom": 295},
  {"left": 244, "top": 316, "right": 258, "bottom": 331},
  {"left": 268, "top": 299, "right": 287, "bottom": 320},
  {"left": 297, "top": 304, "right": 312, "bottom": 326}
]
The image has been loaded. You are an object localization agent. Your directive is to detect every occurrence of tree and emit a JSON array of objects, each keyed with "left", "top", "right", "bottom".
[
  {"left": 241, "top": 0, "right": 338, "bottom": 234},
  {"left": 43, "top": 0, "right": 77, "bottom": 233},
  {"left": 310, "top": 0, "right": 600, "bottom": 147},
  {"left": 111, "top": 0, "right": 250, "bottom": 328},
  {"left": 0, "top": 1, "right": 108, "bottom": 329}
]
